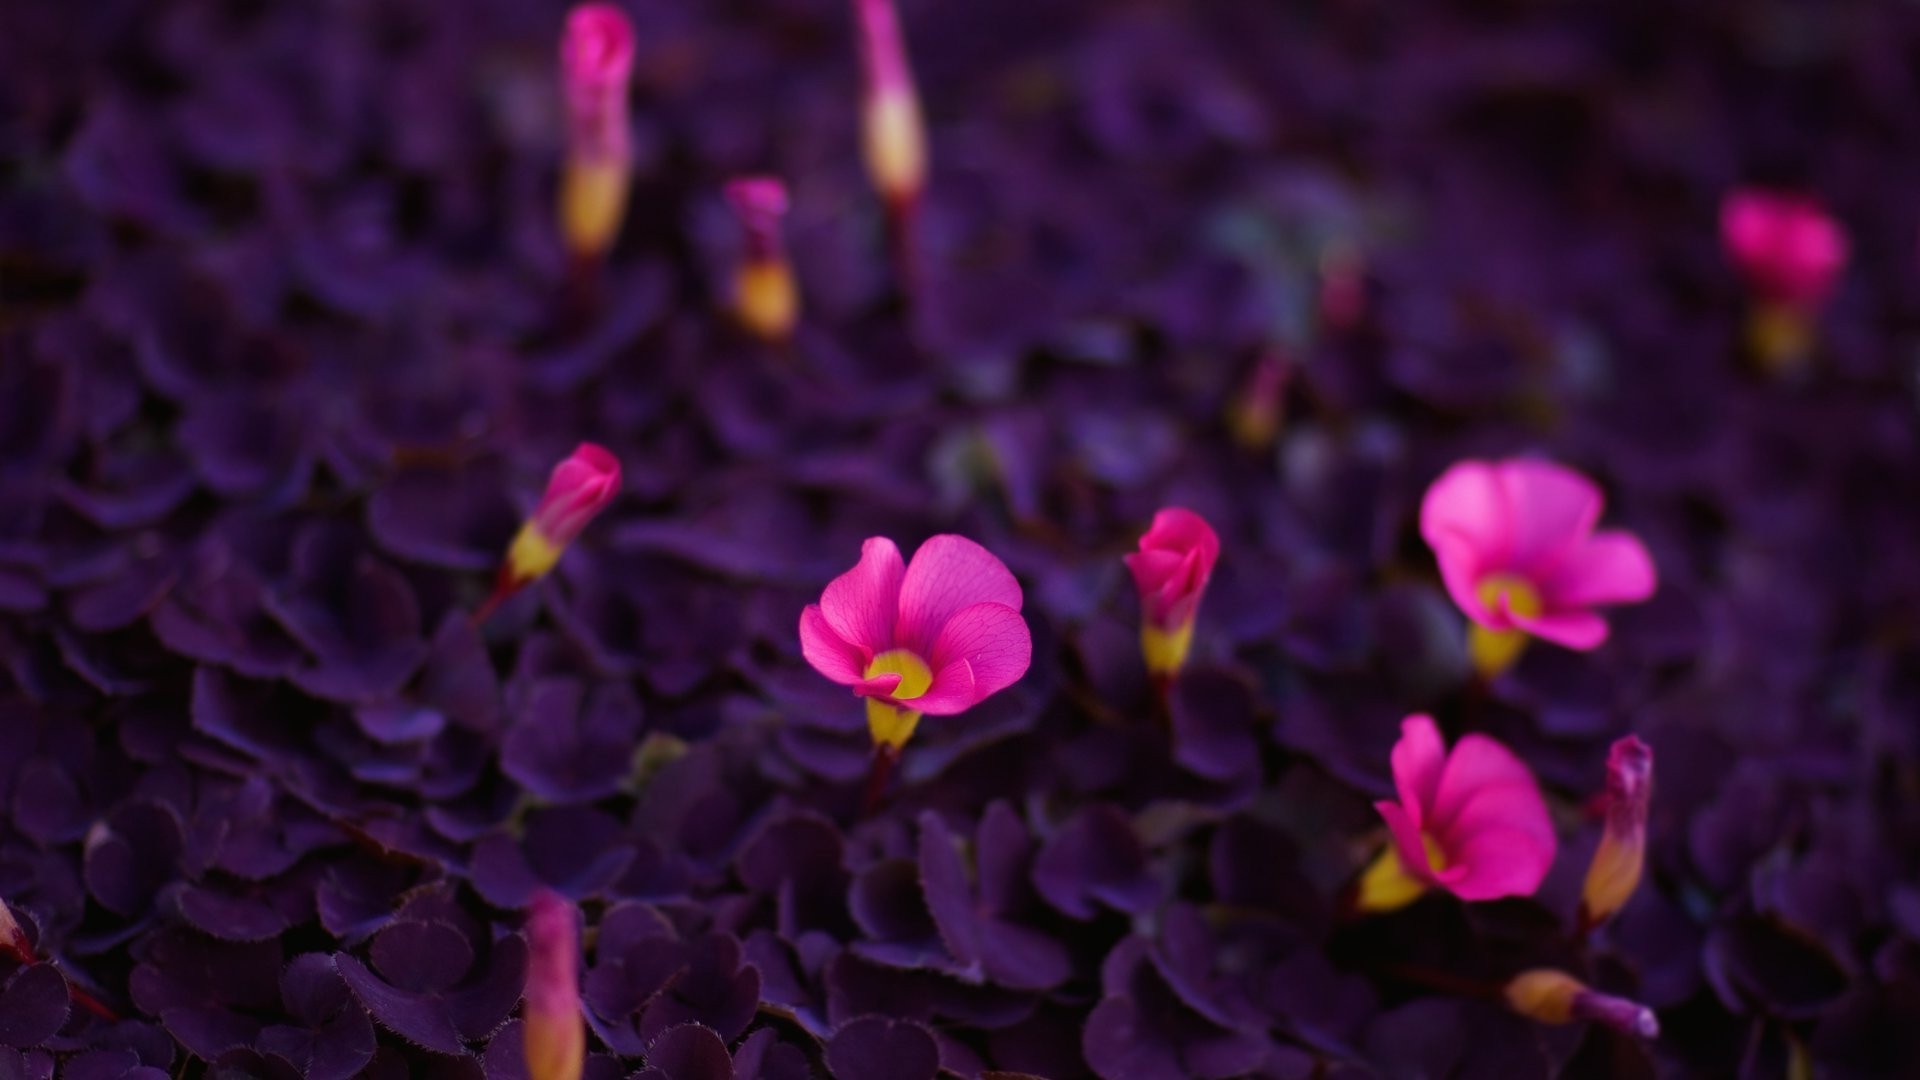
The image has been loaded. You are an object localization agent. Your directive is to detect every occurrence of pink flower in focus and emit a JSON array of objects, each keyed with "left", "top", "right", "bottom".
[
  {"left": 799, "top": 535, "right": 1031, "bottom": 746},
  {"left": 1420, "top": 458, "right": 1655, "bottom": 670},
  {"left": 523, "top": 890, "right": 585, "bottom": 1080},
  {"left": 1123, "top": 507, "right": 1220, "bottom": 677},
  {"left": 1366, "top": 715, "right": 1555, "bottom": 906},
  {"left": 1721, "top": 189, "right": 1848, "bottom": 312},
  {"left": 560, "top": 4, "right": 636, "bottom": 164}
]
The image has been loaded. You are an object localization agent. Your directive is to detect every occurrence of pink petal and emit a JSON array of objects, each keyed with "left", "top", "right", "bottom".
[
  {"left": 1374, "top": 801, "right": 1436, "bottom": 888},
  {"left": 1390, "top": 715, "right": 1448, "bottom": 829},
  {"left": 1138, "top": 507, "right": 1221, "bottom": 563},
  {"left": 896, "top": 535, "right": 1022, "bottom": 654},
  {"left": 1512, "top": 609, "right": 1609, "bottom": 650},
  {"left": 1420, "top": 462, "right": 1512, "bottom": 621},
  {"left": 799, "top": 605, "right": 866, "bottom": 685},
  {"left": 1439, "top": 824, "right": 1556, "bottom": 900},
  {"left": 820, "top": 537, "right": 906, "bottom": 653},
  {"left": 1495, "top": 460, "right": 1602, "bottom": 574},
  {"left": 927, "top": 602, "right": 1030, "bottom": 701},
  {"left": 1542, "top": 531, "right": 1656, "bottom": 610},
  {"left": 853, "top": 672, "right": 903, "bottom": 698},
  {"left": 1427, "top": 733, "right": 1544, "bottom": 837},
  {"left": 911, "top": 658, "right": 978, "bottom": 716}
]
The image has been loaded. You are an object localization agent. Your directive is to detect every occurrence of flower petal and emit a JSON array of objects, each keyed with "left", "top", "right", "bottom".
[
  {"left": 1374, "top": 801, "right": 1435, "bottom": 888},
  {"left": 910, "top": 658, "right": 977, "bottom": 716},
  {"left": 1496, "top": 460, "right": 1602, "bottom": 574},
  {"left": 927, "top": 602, "right": 1030, "bottom": 700},
  {"left": 1543, "top": 530, "right": 1657, "bottom": 610},
  {"left": 1420, "top": 461, "right": 1510, "bottom": 617},
  {"left": 1390, "top": 715, "right": 1447, "bottom": 829},
  {"left": 1513, "top": 609, "right": 1610, "bottom": 650},
  {"left": 799, "top": 605, "right": 866, "bottom": 684},
  {"left": 1441, "top": 823, "right": 1557, "bottom": 900},
  {"left": 1428, "top": 733, "right": 1546, "bottom": 838},
  {"left": 895, "top": 535, "right": 1021, "bottom": 653},
  {"left": 820, "top": 537, "right": 906, "bottom": 653}
]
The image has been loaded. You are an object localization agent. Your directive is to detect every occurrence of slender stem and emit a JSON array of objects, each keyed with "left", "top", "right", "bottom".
[{"left": 863, "top": 742, "right": 900, "bottom": 814}]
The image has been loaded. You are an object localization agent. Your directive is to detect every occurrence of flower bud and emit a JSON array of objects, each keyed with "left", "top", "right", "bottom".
[
  {"left": 479, "top": 444, "right": 620, "bottom": 621},
  {"left": 853, "top": 0, "right": 927, "bottom": 215},
  {"left": 1720, "top": 188, "right": 1847, "bottom": 373},
  {"left": 1505, "top": 969, "right": 1659, "bottom": 1039},
  {"left": 1123, "top": 508, "right": 1220, "bottom": 679},
  {"left": 725, "top": 177, "right": 799, "bottom": 343},
  {"left": 523, "top": 891, "right": 585, "bottom": 1080},
  {"left": 558, "top": 4, "right": 637, "bottom": 260},
  {"left": 1580, "top": 735, "right": 1652, "bottom": 930}
]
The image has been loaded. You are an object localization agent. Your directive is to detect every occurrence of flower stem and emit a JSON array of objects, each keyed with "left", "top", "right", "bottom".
[{"left": 863, "top": 742, "right": 900, "bottom": 814}]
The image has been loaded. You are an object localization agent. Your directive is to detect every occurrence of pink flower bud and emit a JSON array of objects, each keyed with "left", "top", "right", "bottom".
[
  {"left": 1580, "top": 735, "right": 1652, "bottom": 929},
  {"left": 480, "top": 444, "right": 620, "bottom": 621},
  {"left": 523, "top": 891, "right": 585, "bottom": 1080},
  {"left": 725, "top": 177, "right": 799, "bottom": 342},
  {"left": 561, "top": 4, "right": 636, "bottom": 165},
  {"left": 853, "top": 0, "right": 927, "bottom": 210},
  {"left": 558, "top": 4, "right": 637, "bottom": 259},
  {"left": 1123, "top": 508, "right": 1220, "bottom": 677},
  {"left": 0, "top": 897, "right": 29, "bottom": 962},
  {"left": 1721, "top": 188, "right": 1847, "bottom": 311},
  {"left": 1505, "top": 969, "right": 1659, "bottom": 1039}
]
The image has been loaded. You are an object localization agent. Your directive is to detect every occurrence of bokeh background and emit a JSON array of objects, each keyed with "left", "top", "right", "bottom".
[{"left": 3, "top": 0, "right": 1920, "bottom": 1076}]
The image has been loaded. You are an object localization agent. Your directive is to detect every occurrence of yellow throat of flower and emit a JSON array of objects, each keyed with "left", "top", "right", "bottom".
[
  {"left": 864, "top": 649, "right": 930, "bottom": 750},
  {"left": 1469, "top": 573, "right": 1542, "bottom": 680},
  {"left": 1355, "top": 831, "right": 1448, "bottom": 913},
  {"left": 734, "top": 259, "right": 799, "bottom": 343}
]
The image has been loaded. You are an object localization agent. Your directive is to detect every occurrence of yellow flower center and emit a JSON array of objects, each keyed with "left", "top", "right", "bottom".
[
  {"left": 1469, "top": 573, "right": 1543, "bottom": 680},
  {"left": 863, "top": 649, "right": 932, "bottom": 700}
]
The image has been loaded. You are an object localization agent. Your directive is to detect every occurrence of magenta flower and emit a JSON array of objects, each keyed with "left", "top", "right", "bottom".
[
  {"left": 1580, "top": 735, "right": 1653, "bottom": 930},
  {"left": 1420, "top": 457, "right": 1656, "bottom": 677},
  {"left": 523, "top": 890, "right": 586, "bottom": 1080},
  {"left": 1721, "top": 188, "right": 1848, "bottom": 312},
  {"left": 799, "top": 535, "right": 1031, "bottom": 800},
  {"left": 1356, "top": 715, "right": 1555, "bottom": 911},
  {"left": 724, "top": 176, "right": 798, "bottom": 343},
  {"left": 478, "top": 444, "right": 620, "bottom": 622},
  {"left": 558, "top": 3, "right": 637, "bottom": 260},
  {"left": 1720, "top": 188, "right": 1848, "bottom": 369},
  {"left": 1122, "top": 508, "right": 1220, "bottom": 679}
]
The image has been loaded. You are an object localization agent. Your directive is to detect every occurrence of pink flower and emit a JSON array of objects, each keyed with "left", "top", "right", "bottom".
[
  {"left": 853, "top": 0, "right": 927, "bottom": 211},
  {"left": 1721, "top": 188, "right": 1848, "bottom": 312},
  {"left": 1420, "top": 458, "right": 1656, "bottom": 675},
  {"left": 560, "top": 4, "right": 636, "bottom": 164},
  {"left": 1123, "top": 508, "right": 1220, "bottom": 677},
  {"left": 523, "top": 890, "right": 585, "bottom": 1080},
  {"left": 1580, "top": 734, "right": 1653, "bottom": 930},
  {"left": 1358, "top": 715, "right": 1555, "bottom": 910},
  {"left": 480, "top": 444, "right": 620, "bottom": 621},
  {"left": 799, "top": 535, "right": 1031, "bottom": 749}
]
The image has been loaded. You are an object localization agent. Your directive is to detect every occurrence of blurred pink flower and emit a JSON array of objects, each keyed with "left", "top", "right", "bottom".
[
  {"left": 523, "top": 891, "right": 585, "bottom": 1080},
  {"left": 800, "top": 535, "right": 1030, "bottom": 749},
  {"left": 1421, "top": 457, "right": 1655, "bottom": 675},
  {"left": 1123, "top": 507, "right": 1220, "bottom": 677},
  {"left": 480, "top": 444, "right": 620, "bottom": 621},
  {"left": 1359, "top": 715, "right": 1555, "bottom": 909},
  {"left": 1721, "top": 188, "right": 1848, "bottom": 311}
]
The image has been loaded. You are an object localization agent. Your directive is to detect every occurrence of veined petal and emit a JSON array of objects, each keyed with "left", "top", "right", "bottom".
[
  {"left": 799, "top": 605, "right": 867, "bottom": 685},
  {"left": 911, "top": 657, "right": 978, "bottom": 715},
  {"left": 896, "top": 535, "right": 1022, "bottom": 653},
  {"left": 927, "top": 602, "right": 1030, "bottom": 700},
  {"left": 820, "top": 537, "right": 906, "bottom": 653}
]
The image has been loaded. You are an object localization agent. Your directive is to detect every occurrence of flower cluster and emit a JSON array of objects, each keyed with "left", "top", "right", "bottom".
[{"left": 0, "top": 0, "right": 1910, "bottom": 1077}]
